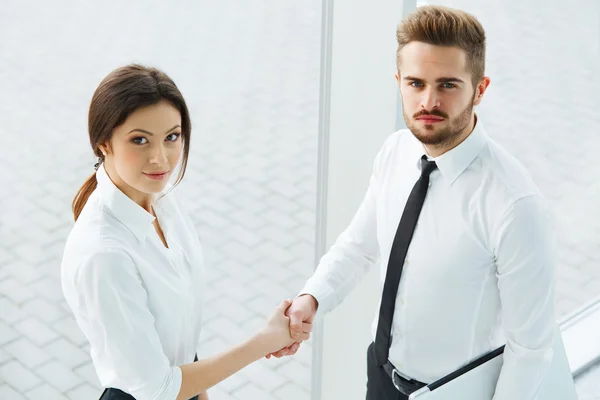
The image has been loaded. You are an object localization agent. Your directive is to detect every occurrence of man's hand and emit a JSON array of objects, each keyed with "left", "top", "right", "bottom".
[
  {"left": 266, "top": 294, "right": 318, "bottom": 359},
  {"left": 198, "top": 392, "right": 209, "bottom": 400}
]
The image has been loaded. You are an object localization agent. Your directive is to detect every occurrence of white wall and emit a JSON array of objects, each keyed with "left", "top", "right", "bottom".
[{"left": 313, "top": 0, "right": 409, "bottom": 398}]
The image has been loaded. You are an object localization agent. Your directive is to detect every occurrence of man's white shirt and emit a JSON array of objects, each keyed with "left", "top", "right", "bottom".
[{"left": 301, "top": 119, "right": 556, "bottom": 399}]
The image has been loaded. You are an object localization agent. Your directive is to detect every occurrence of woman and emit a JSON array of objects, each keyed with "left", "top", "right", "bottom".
[{"left": 61, "top": 64, "right": 311, "bottom": 400}]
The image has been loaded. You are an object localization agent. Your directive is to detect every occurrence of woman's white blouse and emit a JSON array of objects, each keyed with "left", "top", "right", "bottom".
[{"left": 61, "top": 165, "right": 204, "bottom": 400}]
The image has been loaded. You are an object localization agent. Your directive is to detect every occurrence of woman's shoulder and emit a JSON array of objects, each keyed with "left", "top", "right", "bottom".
[
  {"left": 61, "top": 231, "right": 139, "bottom": 290},
  {"left": 62, "top": 202, "right": 138, "bottom": 274},
  {"left": 70, "top": 193, "right": 140, "bottom": 243},
  {"left": 60, "top": 240, "right": 141, "bottom": 314}
]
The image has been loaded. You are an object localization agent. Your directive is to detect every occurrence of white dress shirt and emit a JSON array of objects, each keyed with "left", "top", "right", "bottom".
[
  {"left": 61, "top": 165, "right": 204, "bottom": 400},
  {"left": 301, "top": 119, "right": 556, "bottom": 400}
]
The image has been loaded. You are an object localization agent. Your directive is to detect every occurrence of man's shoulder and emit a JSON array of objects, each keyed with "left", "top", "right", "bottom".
[{"left": 477, "top": 138, "right": 544, "bottom": 205}]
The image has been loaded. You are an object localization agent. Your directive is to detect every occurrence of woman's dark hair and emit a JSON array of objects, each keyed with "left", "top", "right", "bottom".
[{"left": 72, "top": 64, "right": 191, "bottom": 221}]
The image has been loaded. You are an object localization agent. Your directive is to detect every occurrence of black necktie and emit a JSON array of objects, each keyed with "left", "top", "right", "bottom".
[{"left": 374, "top": 155, "right": 438, "bottom": 366}]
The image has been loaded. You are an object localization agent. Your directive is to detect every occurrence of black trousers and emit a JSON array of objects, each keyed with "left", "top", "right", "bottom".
[
  {"left": 366, "top": 343, "right": 426, "bottom": 400},
  {"left": 100, "top": 389, "right": 199, "bottom": 400},
  {"left": 100, "top": 355, "right": 199, "bottom": 400}
]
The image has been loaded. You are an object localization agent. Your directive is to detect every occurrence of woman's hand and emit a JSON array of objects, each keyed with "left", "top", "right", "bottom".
[
  {"left": 257, "top": 299, "right": 311, "bottom": 355},
  {"left": 266, "top": 294, "right": 317, "bottom": 359}
]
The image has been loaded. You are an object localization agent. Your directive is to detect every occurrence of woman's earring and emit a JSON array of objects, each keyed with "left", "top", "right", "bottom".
[{"left": 94, "top": 157, "right": 103, "bottom": 171}]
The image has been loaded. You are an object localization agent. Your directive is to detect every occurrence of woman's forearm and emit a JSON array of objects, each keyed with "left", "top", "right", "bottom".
[{"left": 177, "top": 335, "right": 268, "bottom": 399}]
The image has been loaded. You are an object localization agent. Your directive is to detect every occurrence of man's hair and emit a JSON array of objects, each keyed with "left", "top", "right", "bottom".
[{"left": 396, "top": 5, "right": 486, "bottom": 87}]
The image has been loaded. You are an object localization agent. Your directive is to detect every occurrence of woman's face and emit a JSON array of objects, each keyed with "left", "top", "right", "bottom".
[{"left": 100, "top": 100, "right": 183, "bottom": 204}]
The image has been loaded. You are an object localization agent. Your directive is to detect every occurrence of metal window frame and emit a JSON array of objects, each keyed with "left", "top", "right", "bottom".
[{"left": 312, "top": 1, "right": 417, "bottom": 399}]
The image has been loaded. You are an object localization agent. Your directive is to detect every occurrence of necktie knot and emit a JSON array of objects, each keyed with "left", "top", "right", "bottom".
[{"left": 420, "top": 155, "right": 437, "bottom": 178}]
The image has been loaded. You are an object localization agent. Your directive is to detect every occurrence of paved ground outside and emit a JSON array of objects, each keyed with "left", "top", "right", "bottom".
[{"left": 0, "top": 0, "right": 598, "bottom": 399}]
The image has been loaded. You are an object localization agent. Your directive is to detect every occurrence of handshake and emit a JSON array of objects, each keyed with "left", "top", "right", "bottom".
[{"left": 256, "top": 294, "right": 319, "bottom": 359}]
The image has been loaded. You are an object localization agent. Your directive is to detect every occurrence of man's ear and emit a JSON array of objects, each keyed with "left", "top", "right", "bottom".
[{"left": 473, "top": 76, "right": 491, "bottom": 106}]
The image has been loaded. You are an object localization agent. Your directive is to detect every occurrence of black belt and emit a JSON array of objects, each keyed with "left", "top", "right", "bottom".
[{"left": 382, "top": 360, "right": 427, "bottom": 395}]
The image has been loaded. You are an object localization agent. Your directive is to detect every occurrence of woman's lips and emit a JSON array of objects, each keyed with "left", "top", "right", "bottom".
[{"left": 143, "top": 171, "right": 169, "bottom": 180}]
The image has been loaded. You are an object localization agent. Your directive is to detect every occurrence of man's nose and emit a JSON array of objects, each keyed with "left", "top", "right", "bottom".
[{"left": 420, "top": 88, "right": 440, "bottom": 110}]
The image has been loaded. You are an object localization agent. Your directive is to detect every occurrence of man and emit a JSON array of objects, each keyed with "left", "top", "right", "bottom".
[{"left": 268, "top": 5, "right": 556, "bottom": 400}]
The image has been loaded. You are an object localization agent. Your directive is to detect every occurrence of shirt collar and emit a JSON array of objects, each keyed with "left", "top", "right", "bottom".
[
  {"left": 95, "top": 164, "right": 157, "bottom": 242},
  {"left": 417, "top": 116, "right": 488, "bottom": 185}
]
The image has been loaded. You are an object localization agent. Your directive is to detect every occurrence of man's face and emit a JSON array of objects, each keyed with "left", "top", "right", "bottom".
[{"left": 398, "top": 42, "right": 484, "bottom": 148}]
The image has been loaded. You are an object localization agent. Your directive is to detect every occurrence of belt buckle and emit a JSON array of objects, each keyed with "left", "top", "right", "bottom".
[{"left": 392, "top": 368, "right": 413, "bottom": 391}]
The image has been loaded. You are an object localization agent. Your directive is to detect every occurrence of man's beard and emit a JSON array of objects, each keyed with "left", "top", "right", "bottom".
[{"left": 404, "top": 96, "right": 475, "bottom": 148}]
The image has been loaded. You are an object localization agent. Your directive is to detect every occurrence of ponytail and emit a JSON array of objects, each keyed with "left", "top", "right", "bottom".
[{"left": 72, "top": 173, "right": 98, "bottom": 221}]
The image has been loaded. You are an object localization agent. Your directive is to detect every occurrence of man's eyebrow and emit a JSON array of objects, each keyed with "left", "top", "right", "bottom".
[
  {"left": 127, "top": 125, "right": 181, "bottom": 135},
  {"left": 436, "top": 77, "right": 465, "bottom": 84},
  {"left": 403, "top": 76, "right": 464, "bottom": 84}
]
